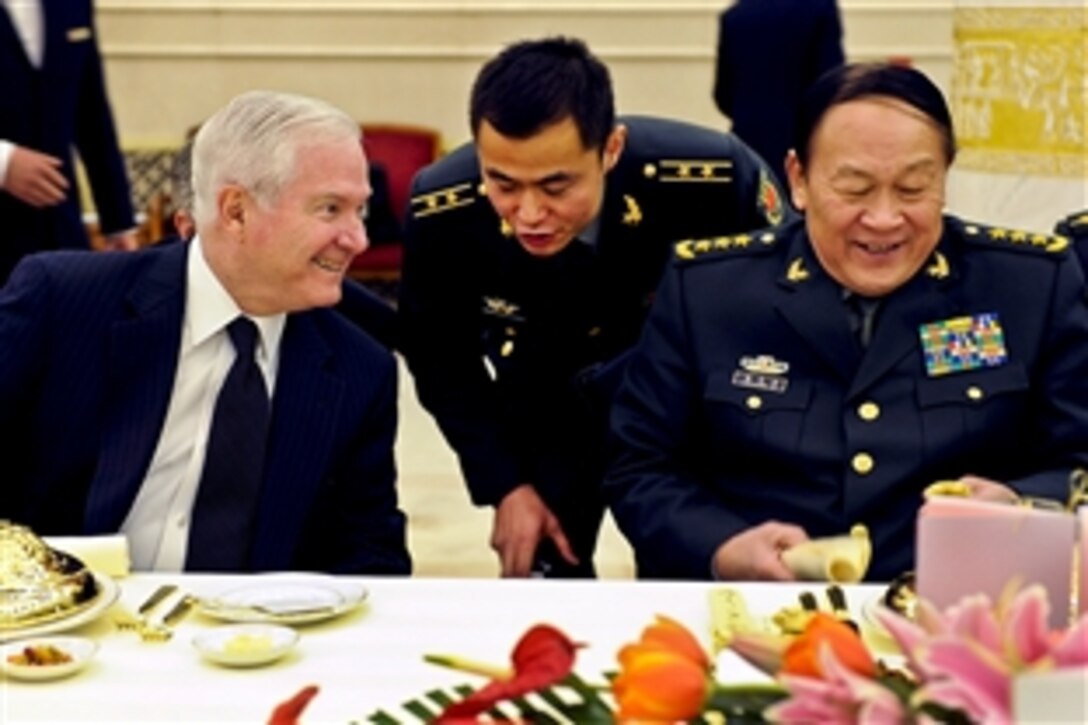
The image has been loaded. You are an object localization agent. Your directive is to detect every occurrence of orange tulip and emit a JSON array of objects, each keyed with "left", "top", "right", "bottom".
[
  {"left": 781, "top": 613, "right": 875, "bottom": 679},
  {"left": 613, "top": 615, "right": 711, "bottom": 721}
]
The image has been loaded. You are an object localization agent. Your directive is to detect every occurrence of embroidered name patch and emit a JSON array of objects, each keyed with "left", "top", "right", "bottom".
[{"left": 919, "top": 313, "right": 1008, "bottom": 377}]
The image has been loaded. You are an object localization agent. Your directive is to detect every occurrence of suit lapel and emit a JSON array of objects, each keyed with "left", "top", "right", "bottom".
[
  {"left": 848, "top": 252, "right": 960, "bottom": 398},
  {"left": 773, "top": 236, "right": 861, "bottom": 382},
  {"left": 0, "top": 2, "right": 35, "bottom": 69},
  {"left": 84, "top": 244, "right": 188, "bottom": 532},
  {"left": 249, "top": 314, "right": 343, "bottom": 570}
]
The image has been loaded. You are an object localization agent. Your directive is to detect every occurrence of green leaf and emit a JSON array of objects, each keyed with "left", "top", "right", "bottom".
[{"left": 699, "top": 683, "right": 787, "bottom": 724}]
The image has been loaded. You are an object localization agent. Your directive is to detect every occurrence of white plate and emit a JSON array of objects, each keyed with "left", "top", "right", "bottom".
[
  {"left": 199, "top": 578, "right": 367, "bottom": 625},
  {"left": 0, "top": 575, "right": 120, "bottom": 642},
  {"left": 193, "top": 623, "right": 298, "bottom": 667},
  {"left": 0, "top": 636, "right": 98, "bottom": 681}
]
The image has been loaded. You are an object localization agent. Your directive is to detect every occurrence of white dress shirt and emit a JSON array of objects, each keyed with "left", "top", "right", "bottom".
[
  {"left": 120, "top": 238, "right": 285, "bottom": 571},
  {"left": 0, "top": 0, "right": 43, "bottom": 185}
]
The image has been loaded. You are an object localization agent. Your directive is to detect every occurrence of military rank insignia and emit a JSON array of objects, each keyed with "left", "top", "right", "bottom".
[
  {"left": 732, "top": 354, "right": 790, "bottom": 393},
  {"left": 919, "top": 313, "right": 1008, "bottom": 377}
]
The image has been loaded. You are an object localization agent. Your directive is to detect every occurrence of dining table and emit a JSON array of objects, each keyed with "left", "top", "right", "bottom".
[{"left": 1, "top": 573, "right": 887, "bottom": 723}]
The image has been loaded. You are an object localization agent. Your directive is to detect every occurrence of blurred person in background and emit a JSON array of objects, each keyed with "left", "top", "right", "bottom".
[
  {"left": 713, "top": 0, "right": 845, "bottom": 186},
  {"left": 0, "top": 0, "right": 138, "bottom": 284}
]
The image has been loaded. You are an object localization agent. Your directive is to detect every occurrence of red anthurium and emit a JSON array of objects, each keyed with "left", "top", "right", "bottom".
[
  {"left": 437, "top": 624, "right": 582, "bottom": 720},
  {"left": 267, "top": 685, "right": 319, "bottom": 725}
]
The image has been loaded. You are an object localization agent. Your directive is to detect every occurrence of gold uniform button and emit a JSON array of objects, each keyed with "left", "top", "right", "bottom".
[
  {"left": 966, "top": 386, "right": 984, "bottom": 401},
  {"left": 643, "top": 163, "right": 657, "bottom": 178},
  {"left": 858, "top": 402, "right": 881, "bottom": 421},
  {"left": 500, "top": 340, "right": 514, "bottom": 357},
  {"left": 745, "top": 395, "right": 763, "bottom": 410},
  {"left": 852, "top": 452, "right": 874, "bottom": 475}
]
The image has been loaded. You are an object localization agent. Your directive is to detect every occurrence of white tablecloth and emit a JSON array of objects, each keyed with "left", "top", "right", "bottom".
[{"left": 1, "top": 575, "right": 885, "bottom": 723}]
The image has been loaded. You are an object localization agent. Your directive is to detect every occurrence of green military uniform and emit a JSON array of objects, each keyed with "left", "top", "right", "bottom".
[
  {"left": 399, "top": 115, "right": 789, "bottom": 575},
  {"left": 606, "top": 215, "right": 1088, "bottom": 581}
]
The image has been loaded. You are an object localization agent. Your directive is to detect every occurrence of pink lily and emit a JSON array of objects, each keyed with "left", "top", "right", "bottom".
[
  {"left": 875, "top": 584, "right": 1088, "bottom": 724},
  {"left": 764, "top": 642, "right": 908, "bottom": 724}
]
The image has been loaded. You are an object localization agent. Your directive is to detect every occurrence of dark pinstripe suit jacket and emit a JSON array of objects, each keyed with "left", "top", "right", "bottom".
[
  {"left": 0, "top": 243, "right": 411, "bottom": 574},
  {"left": 0, "top": 0, "right": 134, "bottom": 282}
]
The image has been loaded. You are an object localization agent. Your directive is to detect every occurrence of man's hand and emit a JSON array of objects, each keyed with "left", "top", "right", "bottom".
[
  {"left": 958, "top": 474, "right": 1021, "bottom": 504},
  {"left": 4, "top": 146, "right": 68, "bottom": 207},
  {"left": 102, "top": 229, "right": 140, "bottom": 251},
  {"left": 491, "top": 484, "right": 578, "bottom": 577},
  {"left": 712, "top": 521, "right": 808, "bottom": 581}
]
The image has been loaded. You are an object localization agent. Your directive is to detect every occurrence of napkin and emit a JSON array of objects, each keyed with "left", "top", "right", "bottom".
[
  {"left": 781, "top": 525, "right": 872, "bottom": 583},
  {"left": 43, "top": 535, "right": 131, "bottom": 578}
]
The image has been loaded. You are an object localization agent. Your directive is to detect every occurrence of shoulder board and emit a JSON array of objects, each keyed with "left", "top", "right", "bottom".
[
  {"left": 409, "top": 181, "right": 483, "bottom": 220},
  {"left": 959, "top": 220, "right": 1070, "bottom": 256},
  {"left": 673, "top": 230, "right": 779, "bottom": 263},
  {"left": 642, "top": 159, "right": 733, "bottom": 184}
]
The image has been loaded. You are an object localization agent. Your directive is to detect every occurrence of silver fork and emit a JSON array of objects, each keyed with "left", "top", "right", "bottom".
[{"left": 114, "top": 584, "right": 178, "bottom": 631}]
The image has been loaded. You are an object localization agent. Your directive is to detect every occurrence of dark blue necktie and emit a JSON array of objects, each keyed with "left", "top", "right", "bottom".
[{"left": 186, "top": 317, "right": 270, "bottom": 571}]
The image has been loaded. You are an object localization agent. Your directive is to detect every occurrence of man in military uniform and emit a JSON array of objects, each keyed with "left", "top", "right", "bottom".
[
  {"left": 399, "top": 37, "right": 788, "bottom": 577},
  {"left": 1055, "top": 209, "right": 1088, "bottom": 275},
  {"left": 606, "top": 63, "right": 1088, "bottom": 582}
]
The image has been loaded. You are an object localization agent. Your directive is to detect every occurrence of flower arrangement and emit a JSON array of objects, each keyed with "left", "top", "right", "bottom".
[{"left": 268, "top": 584, "right": 1087, "bottom": 724}]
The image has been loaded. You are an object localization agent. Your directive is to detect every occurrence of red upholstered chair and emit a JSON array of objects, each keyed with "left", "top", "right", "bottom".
[{"left": 350, "top": 124, "right": 443, "bottom": 282}]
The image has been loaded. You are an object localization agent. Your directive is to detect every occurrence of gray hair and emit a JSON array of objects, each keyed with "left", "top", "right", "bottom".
[{"left": 191, "top": 90, "right": 361, "bottom": 228}]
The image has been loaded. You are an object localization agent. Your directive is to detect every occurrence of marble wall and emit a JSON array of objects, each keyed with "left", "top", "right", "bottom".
[{"left": 96, "top": 1, "right": 955, "bottom": 149}]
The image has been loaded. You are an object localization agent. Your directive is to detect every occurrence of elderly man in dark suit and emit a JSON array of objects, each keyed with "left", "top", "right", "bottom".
[
  {"left": 0, "top": 90, "right": 410, "bottom": 575},
  {"left": 713, "top": 0, "right": 845, "bottom": 186},
  {"left": 0, "top": 0, "right": 137, "bottom": 284}
]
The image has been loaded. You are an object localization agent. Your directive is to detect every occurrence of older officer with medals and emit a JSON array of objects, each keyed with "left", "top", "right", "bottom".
[
  {"left": 399, "top": 37, "right": 788, "bottom": 578},
  {"left": 606, "top": 63, "right": 1088, "bottom": 582}
]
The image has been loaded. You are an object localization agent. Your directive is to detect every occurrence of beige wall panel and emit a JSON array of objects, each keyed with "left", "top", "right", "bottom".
[{"left": 97, "top": 1, "right": 955, "bottom": 149}]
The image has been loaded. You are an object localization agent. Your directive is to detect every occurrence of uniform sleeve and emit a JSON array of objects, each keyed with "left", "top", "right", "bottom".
[
  {"left": 1007, "top": 254, "right": 1088, "bottom": 500},
  {"left": 398, "top": 178, "right": 523, "bottom": 507},
  {"left": 73, "top": 13, "right": 135, "bottom": 235},
  {"left": 728, "top": 135, "right": 796, "bottom": 232},
  {"left": 604, "top": 262, "right": 750, "bottom": 579}
]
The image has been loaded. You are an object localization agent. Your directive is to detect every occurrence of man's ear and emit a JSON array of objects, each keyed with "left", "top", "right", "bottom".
[
  {"left": 218, "top": 185, "right": 247, "bottom": 232},
  {"left": 785, "top": 150, "right": 808, "bottom": 211},
  {"left": 603, "top": 124, "right": 627, "bottom": 172}
]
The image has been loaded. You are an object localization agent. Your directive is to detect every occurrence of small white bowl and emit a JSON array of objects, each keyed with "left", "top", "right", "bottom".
[
  {"left": 0, "top": 636, "right": 98, "bottom": 681},
  {"left": 193, "top": 624, "right": 299, "bottom": 667}
]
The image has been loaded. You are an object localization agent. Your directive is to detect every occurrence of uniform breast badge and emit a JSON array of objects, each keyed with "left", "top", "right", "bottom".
[
  {"left": 919, "top": 313, "right": 1008, "bottom": 377},
  {"left": 731, "top": 354, "right": 790, "bottom": 393}
]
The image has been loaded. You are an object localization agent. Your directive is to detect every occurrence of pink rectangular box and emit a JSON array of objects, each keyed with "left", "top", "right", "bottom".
[{"left": 916, "top": 498, "right": 1076, "bottom": 628}]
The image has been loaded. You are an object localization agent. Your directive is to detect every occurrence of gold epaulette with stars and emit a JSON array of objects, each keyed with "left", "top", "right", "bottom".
[
  {"left": 673, "top": 229, "right": 779, "bottom": 262},
  {"left": 961, "top": 221, "right": 1070, "bottom": 255},
  {"left": 409, "top": 181, "right": 482, "bottom": 220},
  {"left": 643, "top": 159, "right": 734, "bottom": 183}
]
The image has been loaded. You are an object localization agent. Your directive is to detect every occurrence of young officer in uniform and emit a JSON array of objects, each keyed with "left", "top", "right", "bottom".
[
  {"left": 606, "top": 63, "right": 1088, "bottom": 582},
  {"left": 399, "top": 37, "right": 789, "bottom": 578}
]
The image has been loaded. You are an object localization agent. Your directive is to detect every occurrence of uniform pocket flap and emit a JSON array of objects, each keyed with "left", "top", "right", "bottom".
[{"left": 916, "top": 362, "right": 1028, "bottom": 408}]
